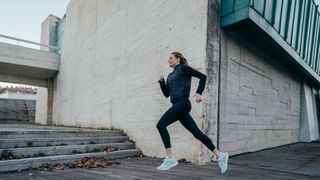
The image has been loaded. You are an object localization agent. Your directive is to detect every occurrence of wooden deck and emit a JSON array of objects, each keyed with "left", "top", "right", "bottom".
[{"left": 1, "top": 142, "right": 320, "bottom": 180}]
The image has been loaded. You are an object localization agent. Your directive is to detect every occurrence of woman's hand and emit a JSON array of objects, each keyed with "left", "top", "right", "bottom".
[
  {"left": 159, "top": 75, "right": 164, "bottom": 82},
  {"left": 193, "top": 93, "right": 203, "bottom": 103}
]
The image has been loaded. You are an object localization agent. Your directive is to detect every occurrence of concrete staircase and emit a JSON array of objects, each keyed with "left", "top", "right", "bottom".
[{"left": 0, "top": 125, "right": 141, "bottom": 172}]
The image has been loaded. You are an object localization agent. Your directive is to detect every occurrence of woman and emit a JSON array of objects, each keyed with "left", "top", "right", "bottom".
[{"left": 156, "top": 52, "right": 229, "bottom": 173}]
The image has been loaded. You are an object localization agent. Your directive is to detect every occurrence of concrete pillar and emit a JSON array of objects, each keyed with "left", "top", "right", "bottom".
[
  {"left": 299, "top": 81, "right": 320, "bottom": 141},
  {"left": 35, "top": 87, "right": 48, "bottom": 125},
  {"left": 40, "top": 14, "right": 61, "bottom": 53},
  {"left": 46, "top": 79, "right": 53, "bottom": 125},
  {"left": 37, "top": 14, "right": 60, "bottom": 125},
  {"left": 199, "top": 0, "right": 221, "bottom": 164}
]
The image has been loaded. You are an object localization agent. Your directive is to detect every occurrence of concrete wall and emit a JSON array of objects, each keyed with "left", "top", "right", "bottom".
[
  {"left": 219, "top": 31, "right": 302, "bottom": 155},
  {"left": 52, "top": 0, "right": 210, "bottom": 163}
]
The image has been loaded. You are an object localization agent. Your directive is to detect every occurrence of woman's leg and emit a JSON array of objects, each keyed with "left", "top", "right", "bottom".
[
  {"left": 179, "top": 114, "right": 221, "bottom": 159},
  {"left": 156, "top": 100, "right": 190, "bottom": 157}
]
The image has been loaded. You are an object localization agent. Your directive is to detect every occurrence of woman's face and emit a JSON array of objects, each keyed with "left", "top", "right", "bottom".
[{"left": 168, "top": 54, "right": 180, "bottom": 68}]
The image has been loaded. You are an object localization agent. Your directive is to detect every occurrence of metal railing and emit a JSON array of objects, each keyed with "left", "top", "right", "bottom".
[{"left": 0, "top": 33, "right": 60, "bottom": 53}]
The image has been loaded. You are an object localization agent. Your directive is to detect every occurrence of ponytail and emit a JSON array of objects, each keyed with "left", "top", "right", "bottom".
[
  {"left": 180, "top": 56, "right": 189, "bottom": 66},
  {"left": 171, "top": 52, "right": 189, "bottom": 66}
]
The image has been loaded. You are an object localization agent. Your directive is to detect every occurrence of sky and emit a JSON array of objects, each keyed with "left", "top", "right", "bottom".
[
  {"left": 0, "top": 0, "right": 69, "bottom": 43},
  {"left": 0, "top": 0, "right": 69, "bottom": 88}
]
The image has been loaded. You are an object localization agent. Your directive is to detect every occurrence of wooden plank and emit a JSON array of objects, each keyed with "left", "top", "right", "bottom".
[{"left": 1, "top": 143, "right": 320, "bottom": 179}]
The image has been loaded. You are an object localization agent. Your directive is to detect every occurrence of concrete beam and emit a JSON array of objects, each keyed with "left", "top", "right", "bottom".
[
  {"left": 0, "top": 73, "right": 47, "bottom": 87},
  {"left": 0, "top": 42, "right": 59, "bottom": 79}
]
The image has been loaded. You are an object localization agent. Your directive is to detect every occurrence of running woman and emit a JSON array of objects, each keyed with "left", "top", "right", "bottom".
[{"left": 156, "top": 52, "right": 229, "bottom": 173}]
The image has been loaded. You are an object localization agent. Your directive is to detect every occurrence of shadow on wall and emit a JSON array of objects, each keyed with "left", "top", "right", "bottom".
[{"left": 0, "top": 98, "right": 36, "bottom": 124}]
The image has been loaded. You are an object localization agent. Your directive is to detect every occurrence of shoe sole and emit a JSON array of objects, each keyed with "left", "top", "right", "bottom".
[
  {"left": 157, "top": 161, "right": 178, "bottom": 171},
  {"left": 221, "top": 153, "right": 229, "bottom": 174}
]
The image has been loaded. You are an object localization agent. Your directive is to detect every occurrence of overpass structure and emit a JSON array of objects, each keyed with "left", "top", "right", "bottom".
[
  {"left": 0, "top": 33, "right": 61, "bottom": 125},
  {"left": 0, "top": 34, "right": 60, "bottom": 87}
]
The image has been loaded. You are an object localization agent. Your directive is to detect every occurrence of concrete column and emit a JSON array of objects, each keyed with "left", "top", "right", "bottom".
[
  {"left": 299, "top": 81, "right": 320, "bottom": 141},
  {"left": 38, "top": 15, "right": 60, "bottom": 125},
  {"left": 46, "top": 79, "right": 53, "bottom": 125},
  {"left": 35, "top": 87, "right": 48, "bottom": 125},
  {"left": 40, "top": 15, "right": 61, "bottom": 53},
  {"left": 200, "top": 0, "right": 221, "bottom": 164}
]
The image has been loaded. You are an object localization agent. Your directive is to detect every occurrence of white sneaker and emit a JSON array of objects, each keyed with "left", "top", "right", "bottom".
[
  {"left": 217, "top": 152, "right": 229, "bottom": 174},
  {"left": 156, "top": 156, "right": 178, "bottom": 170}
]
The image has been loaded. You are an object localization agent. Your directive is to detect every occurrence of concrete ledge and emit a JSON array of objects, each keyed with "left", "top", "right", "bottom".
[
  {"left": 0, "top": 142, "right": 135, "bottom": 157},
  {"left": 0, "top": 130, "right": 124, "bottom": 139},
  {"left": 0, "top": 136, "right": 129, "bottom": 148}
]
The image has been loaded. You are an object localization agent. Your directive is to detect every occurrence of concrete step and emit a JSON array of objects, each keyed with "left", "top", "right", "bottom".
[
  {"left": 0, "top": 142, "right": 135, "bottom": 158},
  {"left": 0, "top": 125, "right": 140, "bottom": 173},
  {"left": 0, "top": 130, "right": 124, "bottom": 139},
  {"left": 0, "top": 149, "right": 141, "bottom": 172},
  {"left": 0, "top": 136, "right": 129, "bottom": 148}
]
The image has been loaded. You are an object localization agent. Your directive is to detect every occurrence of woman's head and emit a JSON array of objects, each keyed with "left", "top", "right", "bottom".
[{"left": 168, "top": 52, "right": 189, "bottom": 68}]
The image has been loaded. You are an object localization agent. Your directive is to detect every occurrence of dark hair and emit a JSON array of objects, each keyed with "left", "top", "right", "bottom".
[{"left": 171, "top": 52, "right": 189, "bottom": 66}]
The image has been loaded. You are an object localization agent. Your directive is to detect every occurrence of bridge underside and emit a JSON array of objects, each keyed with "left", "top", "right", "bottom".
[{"left": 0, "top": 42, "right": 59, "bottom": 87}]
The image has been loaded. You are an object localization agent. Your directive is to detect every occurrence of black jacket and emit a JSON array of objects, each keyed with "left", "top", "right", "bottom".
[{"left": 158, "top": 64, "right": 207, "bottom": 103}]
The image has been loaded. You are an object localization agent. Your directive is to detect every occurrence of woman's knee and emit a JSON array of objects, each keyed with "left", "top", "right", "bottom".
[{"left": 156, "top": 121, "right": 165, "bottom": 130}]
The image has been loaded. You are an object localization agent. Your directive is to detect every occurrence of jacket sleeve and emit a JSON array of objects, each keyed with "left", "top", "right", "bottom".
[
  {"left": 181, "top": 65, "right": 207, "bottom": 95},
  {"left": 158, "top": 79, "right": 170, "bottom": 98}
]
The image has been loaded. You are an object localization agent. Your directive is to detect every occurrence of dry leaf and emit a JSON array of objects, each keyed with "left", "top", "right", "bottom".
[
  {"left": 53, "top": 163, "right": 65, "bottom": 170},
  {"left": 103, "top": 146, "right": 119, "bottom": 152}
]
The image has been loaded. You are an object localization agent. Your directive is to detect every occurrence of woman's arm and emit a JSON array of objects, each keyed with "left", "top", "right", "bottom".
[
  {"left": 158, "top": 79, "right": 170, "bottom": 98},
  {"left": 181, "top": 65, "right": 207, "bottom": 95}
]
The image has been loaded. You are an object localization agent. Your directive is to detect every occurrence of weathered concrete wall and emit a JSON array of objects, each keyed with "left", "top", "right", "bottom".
[
  {"left": 219, "top": 31, "right": 302, "bottom": 155},
  {"left": 199, "top": 0, "right": 220, "bottom": 164},
  {"left": 52, "top": 0, "right": 209, "bottom": 163}
]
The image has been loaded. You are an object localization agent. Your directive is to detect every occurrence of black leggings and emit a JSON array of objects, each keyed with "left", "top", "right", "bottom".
[{"left": 156, "top": 96, "right": 216, "bottom": 151}]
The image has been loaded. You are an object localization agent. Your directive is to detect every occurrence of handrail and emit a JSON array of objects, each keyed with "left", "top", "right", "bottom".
[{"left": 0, "top": 33, "right": 60, "bottom": 51}]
